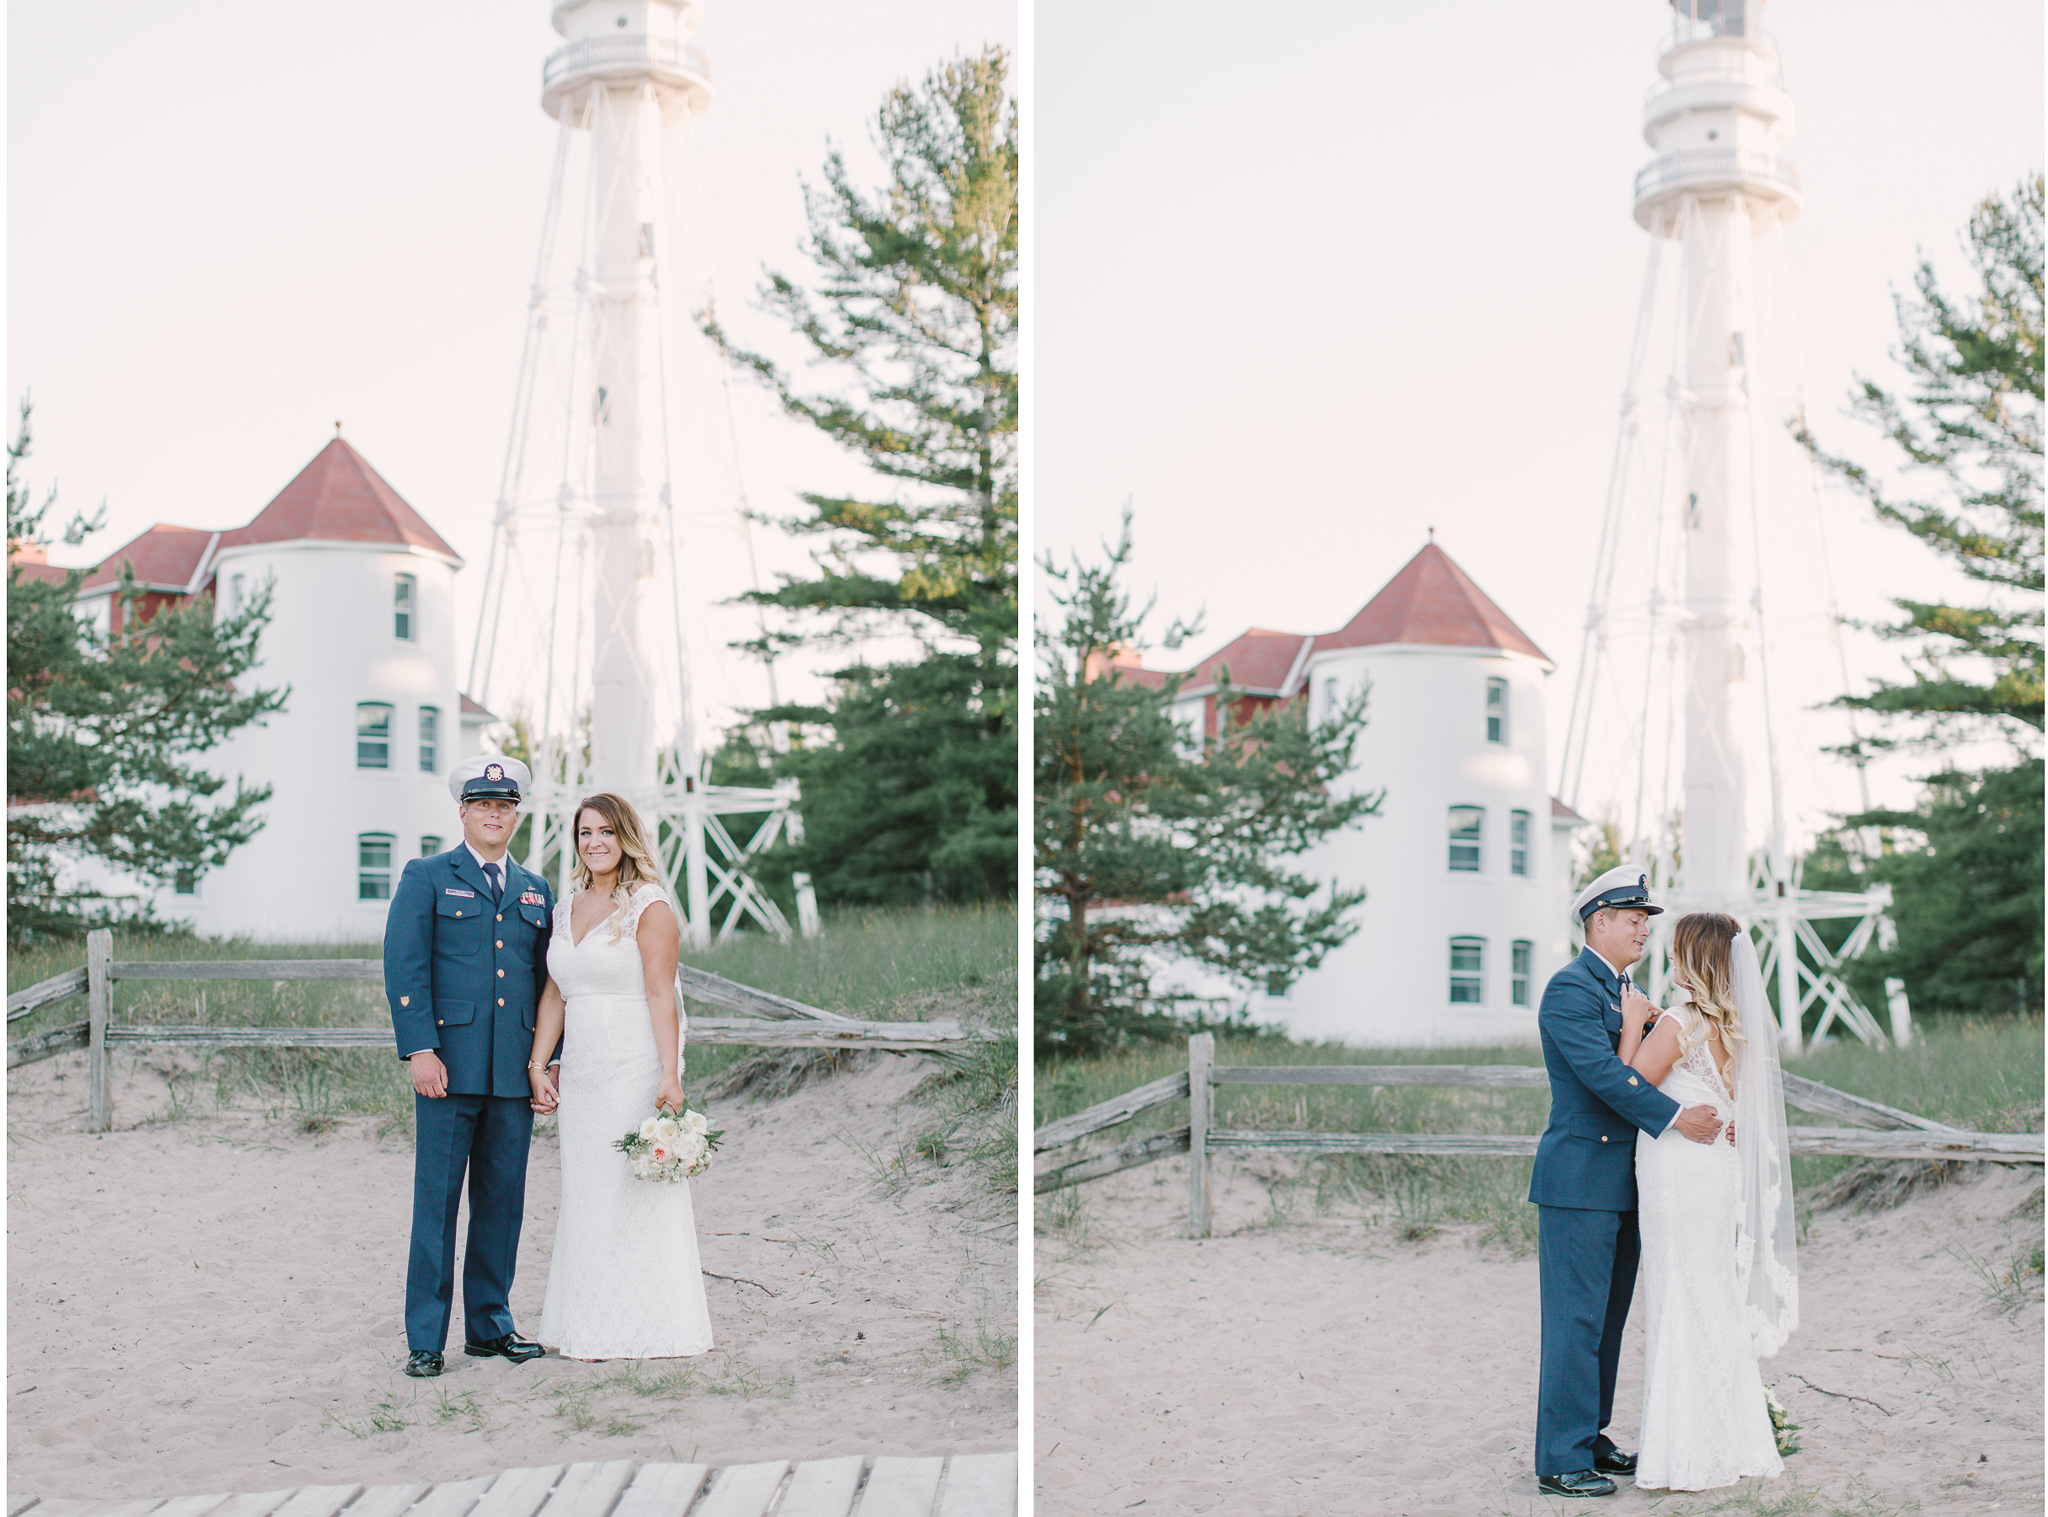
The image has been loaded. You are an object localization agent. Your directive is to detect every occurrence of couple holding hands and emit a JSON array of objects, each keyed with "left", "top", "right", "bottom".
[{"left": 383, "top": 756, "right": 714, "bottom": 1379}]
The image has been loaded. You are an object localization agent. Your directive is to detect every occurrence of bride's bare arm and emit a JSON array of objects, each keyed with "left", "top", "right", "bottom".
[
  {"left": 637, "top": 895, "right": 685, "bottom": 1114},
  {"left": 1625, "top": 1017, "right": 1684, "bottom": 1086},
  {"left": 528, "top": 978, "right": 566, "bottom": 1112}
]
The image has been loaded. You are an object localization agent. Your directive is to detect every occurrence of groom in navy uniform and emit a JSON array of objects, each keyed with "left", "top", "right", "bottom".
[
  {"left": 1529, "top": 866, "right": 1724, "bottom": 1498},
  {"left": 385, "top": 755, "right": 557, "bottom": 1378}
]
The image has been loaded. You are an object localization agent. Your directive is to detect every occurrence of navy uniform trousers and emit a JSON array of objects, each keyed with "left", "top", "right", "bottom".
[
  {"left": 1528, "top": 948, "right": 1681, "bottom": 1477},
  {"left": 384, "top": 847, "right": 555, "bottom": 1352}
]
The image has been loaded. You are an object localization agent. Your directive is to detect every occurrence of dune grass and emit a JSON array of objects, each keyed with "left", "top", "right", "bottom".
[
  {"left": 1034, "top": 1016, "right": 2044, "bottom": 1248},
  {"left": 8, "top": 904, "right": 1020, "bottom": 1160}
]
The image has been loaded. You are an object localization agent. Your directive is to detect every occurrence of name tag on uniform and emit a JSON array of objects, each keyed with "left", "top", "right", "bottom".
[
  {"left": 520, "top": 890, "right": 544, "bottom": 906},
  {"left": 444, "top": 887, "right": 477, "bottom": 898},
  {"left": 1608, "top": 1001, "right": 1620, "bottom": 1012}
]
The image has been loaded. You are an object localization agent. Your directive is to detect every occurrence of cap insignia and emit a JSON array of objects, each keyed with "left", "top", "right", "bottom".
[{"left": 485, "top": 763, "right": 505, "bottom": 782}]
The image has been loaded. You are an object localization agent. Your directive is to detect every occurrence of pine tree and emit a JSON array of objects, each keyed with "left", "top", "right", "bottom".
[
  {"left": 1796, "top": 179, "right": 2044, "bottom": 1012},
  {"left": 1797, "top": 175, "right": 2043, "bottom": 753},
  {"left": 709, "top": 48, "right": 1017, "bottom": 903},
  {"left": 1034, "top": 514, "right": 1380, "bottom": 1054},
  {"left": 6, "top": 401, "right": 286, "bottom": 939}
]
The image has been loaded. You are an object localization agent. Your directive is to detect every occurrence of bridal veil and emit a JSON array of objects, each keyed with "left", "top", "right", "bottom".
[{"left": 1730, "top": 931, "right": 1799, "bottom": 1356}]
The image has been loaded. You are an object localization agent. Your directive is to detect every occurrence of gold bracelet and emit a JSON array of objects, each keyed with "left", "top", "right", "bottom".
[{"left": 528, "top": 1062, "right": 548, "bottom": 1071}]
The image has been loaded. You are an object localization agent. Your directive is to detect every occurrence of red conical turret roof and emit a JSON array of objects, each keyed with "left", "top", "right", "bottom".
[
  {"left": 218, "top": 437, "right": 458, "bottom": 561},
  {"left": 1319, "top": 543, "right": 1548, "bottom": 664}
]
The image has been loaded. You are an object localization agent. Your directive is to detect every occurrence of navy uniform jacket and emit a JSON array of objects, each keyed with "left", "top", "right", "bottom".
[
  {"left": 1527, "top": 946, "right": 1681, "bottom": 1211},
  {"left": 384, "top": 847, "right": 555, "bottom": 1098}
]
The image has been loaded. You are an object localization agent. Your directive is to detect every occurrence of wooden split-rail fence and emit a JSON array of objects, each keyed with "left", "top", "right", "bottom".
[
  {"left": 1035, "top": 1032, "right": 2046, "bottom": 1237},
  {"left": 8, "top": 1452, "right": 1018, "bottom": 1517},
  {"left": 8, "top": 929, "right": 1000, "bottom": 1133}
]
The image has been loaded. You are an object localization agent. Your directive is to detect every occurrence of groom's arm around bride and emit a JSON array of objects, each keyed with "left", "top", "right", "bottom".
[{"left": 1526, "top": 869, "right": 1721, "bottom": 1497}]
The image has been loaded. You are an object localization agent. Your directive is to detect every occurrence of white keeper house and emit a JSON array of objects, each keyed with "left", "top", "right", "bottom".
[
  {"left": 60, "top": 434, "right": 497, "bottom": 942},
  {"left": 1126, "top": 541, "right": 1589, "bottom": 1046}
]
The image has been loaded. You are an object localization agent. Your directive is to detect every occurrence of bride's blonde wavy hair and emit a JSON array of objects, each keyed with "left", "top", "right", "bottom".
[
  {"left": 569, "top": 792, "right": 662, "bottom": 942},
  {"left": 1669, "top": 911, "right": 1749, "bottom": 1070}
]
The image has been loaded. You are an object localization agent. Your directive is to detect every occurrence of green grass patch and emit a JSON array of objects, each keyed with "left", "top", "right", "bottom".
[
  {"left": 1035, "top": 1018, "right": 2043, "bottom": 1242},
  {"left": 11, "top": 906, "right": 1020, "bottom": 1163}
]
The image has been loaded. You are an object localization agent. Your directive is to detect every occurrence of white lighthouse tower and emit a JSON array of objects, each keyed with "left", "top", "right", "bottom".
[
  {"left": 470, "top": 1, "right": 815, "bottom": 945},
  {"left": 1559, "top": 0, "right": 1905, "bottom": 1050}
]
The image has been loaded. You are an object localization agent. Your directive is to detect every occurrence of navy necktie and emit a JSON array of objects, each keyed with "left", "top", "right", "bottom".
[{"left": 484, "top": 862, "right": 503, "bottom": 903}]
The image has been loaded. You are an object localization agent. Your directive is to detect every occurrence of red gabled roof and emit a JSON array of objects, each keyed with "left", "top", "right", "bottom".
[
  {"left": 1186, "top": 629, "right": 1312, "bottom": 694},
  {"left": 460, "top": 693, "right": 498, "bottom": 721},
  {"left": 218, "top": 437, "right": 458, "bottom": 561},
  {"left": 79, "top": 524, "right": 217, "bottom": 593},
  {"left": 1318, "top": 543, "right": 1548, "bottom": 663},
  {"left": 1551, "top": 796, "right": 1590, "bottom": 826}
]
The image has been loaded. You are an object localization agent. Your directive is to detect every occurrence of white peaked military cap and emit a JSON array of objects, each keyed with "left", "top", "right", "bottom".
[
  {"left": 448, "top": 753, "right": 531, "bottom": 804},
  {"left": 1570, "top": 863, "right": 1664, "bottom": 924}
]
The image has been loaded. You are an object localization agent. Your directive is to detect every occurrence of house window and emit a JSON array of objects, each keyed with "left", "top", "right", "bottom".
[
  {"left": 1486, "top": 678, "right": 1508, "bottom": 744},
  {"left": 1323, "top": 676, "right": 1338, "bottom": 719},
  {"left": 356, "top": 703, "right": 393, "bottom": 769},
  {"left": 419, "top": 706, "right": 440, "bottom": 773},
  {"left": 229, "top": 574, "right": 245, "bottom": 615},
  {"left": 173, "top": 872, "right": 197, "bottom": 896},
  {"left": 394, "top": 574, "right": 417, "bottom": 641},
  {"left": 1512, "top": 941, "right": 1533, "bottom": 1006},
  {"left": 358, "top": 833, "right": 395, "bottom": 900},
  {"left": 1450, "top": 937, "right": 1485, "bottom": 1004},
  {"left": 1510, "top": 809, "right": 1531, "bottom": 877},
  {"left": 1448, "top": 806, "right": 1483, "bottom": 872},
  {"left": 420, "top": 836, "right": 443, "bottom": 857}
]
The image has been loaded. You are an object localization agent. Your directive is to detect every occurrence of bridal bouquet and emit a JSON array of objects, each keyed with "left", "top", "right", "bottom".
[{"left": 613, "top": 1106, "right": 723, "bottom": 1182}]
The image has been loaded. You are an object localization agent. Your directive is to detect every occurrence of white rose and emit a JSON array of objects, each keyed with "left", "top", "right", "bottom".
[
  {"left": 684, "top": 1110, "right": 709, "bottom": 1135},
  {"left": 652, "top": 1116, "right": 682, "bottom": 1143},
  {"left": 638, "top": 1117, "right": 661, "bottom": 1141}
]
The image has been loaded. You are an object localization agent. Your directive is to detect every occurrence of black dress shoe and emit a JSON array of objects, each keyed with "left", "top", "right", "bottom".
[
  {"left": 1537, "top": 1470, "right": 1618, "bottom": 1498},
  {"left": 464, "top": 1332, "right": 544, "bottom": 1363},
  {"left": 1594, "top": 1449, "right": 1638, "bottom": 1477},
  {"left": 403, "top": 1350, "right": 444, "bottom": 1378}
]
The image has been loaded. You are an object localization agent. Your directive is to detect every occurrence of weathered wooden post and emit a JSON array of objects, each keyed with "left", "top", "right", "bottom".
[
  {"left": 1884, "top": 977, "right": 1913, "bottom": 1048},
  {"left": 86, "top": 928, "right": 113, "bottom": 1132},
  {"left": 1187, "top": 1032, "right": 1213, "bottom": 1238}
]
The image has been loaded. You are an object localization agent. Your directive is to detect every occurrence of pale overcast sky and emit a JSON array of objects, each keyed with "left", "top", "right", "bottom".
[
  {"left": 8, "top": 0, "right": 1015, "bottom": 733},
  {"left": 1036, "top": 0, "right": 2043, "bottom": 847}
]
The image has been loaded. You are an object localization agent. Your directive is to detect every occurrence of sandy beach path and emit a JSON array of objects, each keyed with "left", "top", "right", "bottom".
[
  {"left": 8, "top": 1049, "right": 1015, "bottom": 1500},
  {"left": 1035, "top": 1155, "right": 2041, "bottom": 1516}
]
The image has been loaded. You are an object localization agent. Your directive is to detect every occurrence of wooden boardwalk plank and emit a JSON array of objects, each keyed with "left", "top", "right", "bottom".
[
  {"left": 853, "top": 1459, "right": 943, "bottom": 1517},
  {"left": 203, "top": 1488, "right": 298, "bottom": 1517},
  {"left": 469, "top": 1469, "right": 564, "bottom": 1517},
  {"left": 407, "top": 1477, "right": 495, "bottom": 1517},
  {"left": 608, "top": 1465, "right": 709, "bottom": 1517},
  {"left": 7, "top": 1498, "right": 40, "bottom": 1517},
  {"left": 8, "top": 1504, "right": 138, "bottom": 1517},
  {"left": 532, "top": 1462, "right": 634, "bottom": 1517},
  {"left": 148, "top": 1497, "right": 232, "bottom": 1517},
  {"left": 934, "top": 1454, "right": 1015, "bottom": 1517},
  {"left": 42, "top": 1504, "right": 161, "bottom": 1517},
  {"left": 270, "top": 1487, "right": 364, "bottom": 1517},
  {"left": 341, "top": 1486, "right": 430, "bottom": 1517},
  {"left": 772, "top": 1457, "right": 864, "bottom": 1517},
  {"left": 691, "top": 1463, "right": 788, "bottom": 1517}
]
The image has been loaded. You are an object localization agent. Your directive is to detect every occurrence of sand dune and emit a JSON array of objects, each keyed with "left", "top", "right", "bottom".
[
  {"left": 1035, "top": 1154, "right": 2042, "bottom": 1515},
  {"left": 7, "top": 1047, "right": 1016, "bottom": 1500}
]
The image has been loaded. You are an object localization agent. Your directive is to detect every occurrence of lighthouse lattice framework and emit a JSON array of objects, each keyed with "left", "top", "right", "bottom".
[
  {"left": 1560, "top": 0, "right": 1906, "bottom": 1051},
  {"left": 468, "top": 0, "right": 817, "bottom": 946}
]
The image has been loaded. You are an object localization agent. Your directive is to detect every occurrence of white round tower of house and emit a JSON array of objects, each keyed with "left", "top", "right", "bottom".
[
  {"left": 187, "top": 438, "right": 465, "bottom": 941},
  {"left": 1166, "top": 544, "right": 1585, "bottom": 1046}
]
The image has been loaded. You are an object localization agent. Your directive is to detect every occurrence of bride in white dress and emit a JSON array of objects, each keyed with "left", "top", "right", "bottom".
[
  {"left": 526, "top": 792, "right": 714, "bottom": 1361},
  {"left": 1618, "top": 911, "right": 1798, "bottom": 1491}
]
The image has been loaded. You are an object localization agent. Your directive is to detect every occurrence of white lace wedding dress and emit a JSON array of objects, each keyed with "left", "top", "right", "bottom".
[
  {"left": 538, "top": 882, "right": 714, "bottom": 1360},
  {"left": 1634, "top": 1002, "right": 1782, "bottom": 1490}
]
